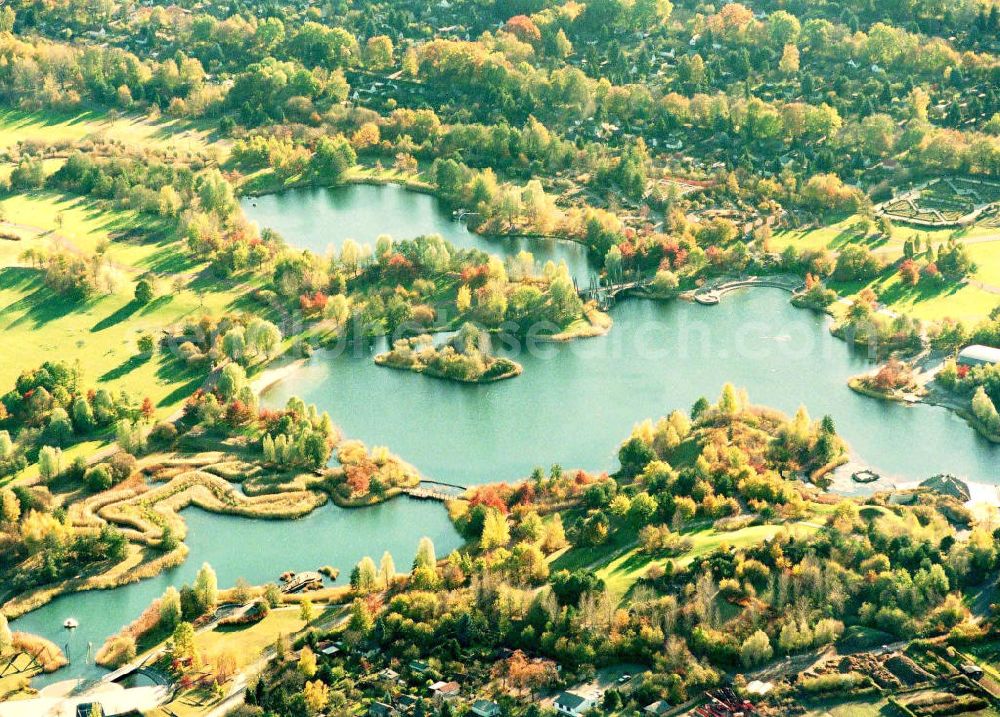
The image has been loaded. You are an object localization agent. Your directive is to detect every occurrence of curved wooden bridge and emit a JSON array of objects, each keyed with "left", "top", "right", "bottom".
[
  {"left": 404, "top": 480, "right": 466, "bottom": 502},
  {"left": 579, "top": 278, "right": 652, "bottom": 309}
]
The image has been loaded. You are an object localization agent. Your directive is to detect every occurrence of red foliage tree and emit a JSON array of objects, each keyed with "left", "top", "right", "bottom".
[
  {"left": 459, "top": 264, "right": 490, "bottom": 286},
  {"left": 299, "top": 291, "right": 329, "bottom": 317},
  {"left": 469, "top": 484, "right": 510, "bottom": 513},
  {"left": 344, "top": 463, "right": 373, "bottom": 495},
  {"left": 141, "top": 397, "right": 155, "bottom": 421},
  {"left": 503, "top": 15, "right": 541, "bottom": 44},
  {"left": 898, "top": 259, "right": 920, "bottom": 286}
]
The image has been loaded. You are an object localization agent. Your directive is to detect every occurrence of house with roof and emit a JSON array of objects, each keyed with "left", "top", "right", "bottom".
[
  {"left": 429, "top": 680, "right": 460, "bottom": 702},
  {"left": 643, "top": 701, "right": 672, "bottom": 716},
  {"left": 469, "top": 699, "right": 502, "bottom": 717},
  {"left": 369, "top": 701, "right": 397, "bottom": 717},
  {"left": 377, "top": 667, "right": 401, "bottom": 683},
  {"left": 553, "top": 690, "right": 598, "bottom": 717},
  {"left": 396, "top": 694, "right": 420, "bottom": 713}
]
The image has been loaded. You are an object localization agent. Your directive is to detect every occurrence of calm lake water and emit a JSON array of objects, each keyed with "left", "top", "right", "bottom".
[
  {"left": 13, "top": 500, "right": 461, "bottom": 685},
  {"left": 263, "top": 290, "right": 1000, "bottom": 487},
  {"left": 14, "top": 185, "right": 999, "bottom": 685},
  {"left": 240, "top": 183, "right": 596, "bottom": 283}
]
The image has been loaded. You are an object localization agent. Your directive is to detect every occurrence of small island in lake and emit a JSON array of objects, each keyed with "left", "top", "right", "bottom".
[{"left": 375, "top": 322, "right": 522, "bottom": 383}]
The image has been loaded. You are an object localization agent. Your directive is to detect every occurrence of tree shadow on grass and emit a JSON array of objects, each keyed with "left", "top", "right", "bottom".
[
  {"left": 99, "top": 355, "right": 149, "bottom": 382},
  {"left": 877, "top": 278, "right": 964, "bottom": 308},
  {"left": 0, "top": 270, "right": 84, "bottom": 328},
  {"left": 0, "top": 266, "right": 39, "bottom": 296},
  {"left": 828, "top": 226, "right": 863, "bottom": 250},
  {"left": 213, "top": 622, "right": 255, "bottom": 635},
  {"left": 139, "top": 294, "right": 173, "bottom": 315},
  {"left": 157, "top": 374, "right": 206, "bottom": 408},
  {"left": 91, "top": 299, "right": 141, "bottom": 332},
  {"left": 141, "top": 243, "right": 201, "bottom": 275},
  {"left": 155, "top": 358, "right": 208, "bottom": 408}
]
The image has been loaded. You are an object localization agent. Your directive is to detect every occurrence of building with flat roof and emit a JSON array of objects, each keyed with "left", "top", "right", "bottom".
[{"left": 958, "top": 344, "right": 1000, "bottom": 368}]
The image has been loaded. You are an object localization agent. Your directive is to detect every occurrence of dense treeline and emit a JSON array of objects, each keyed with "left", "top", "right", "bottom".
[{"left": 245, "top": 387, "right": 997, "bottom": 715}]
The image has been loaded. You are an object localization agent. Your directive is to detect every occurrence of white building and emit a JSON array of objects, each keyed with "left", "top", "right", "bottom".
[{"left": 553, "top": 690, "right": 598, "bottom": 717}]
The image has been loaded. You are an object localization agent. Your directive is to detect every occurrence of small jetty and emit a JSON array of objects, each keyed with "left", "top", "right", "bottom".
[{"left": 280, "top": 571, "right": 325, "bottom": 594}]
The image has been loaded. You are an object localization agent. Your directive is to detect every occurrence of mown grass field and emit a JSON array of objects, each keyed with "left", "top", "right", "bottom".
[
  {"left": 0, "top": 108, "right": 223, "bottom": 156},
  {"left": 772, "top": 215, "right": 1000, "bottom": 323},
  {"left": 800, "top": 695, "right": 889, "bottom": 717},
  {"left": 0, "top": 192, "right": 249, "bottom": 417},
  {"left": 147, "top": 608, "right": 307, "bottom": 717},
  {"left": 594, "top": 518, "right": 824, "bottom": 599},
  {"left": 195, "top": 607, "right": 306, "bottom": 668}
]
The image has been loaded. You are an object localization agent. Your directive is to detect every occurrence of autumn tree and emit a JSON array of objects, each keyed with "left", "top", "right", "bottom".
[
  {"left": 379, "top": 551, "right": 396, "bottom": 588},
  {"left": 298, "top": 645, "right": 317, "bottom": 677},
  {"left": 740, "top": 630, "right": 773, "bottom": 668},
  {"left": 481, "top": 508, "right": 511, "bottom": 550},
  {"left": 351, "top": 556, "right": 378, "bottom": 593},
  {"left": 193, "top": 563, "right": 218, "bottom": 615},
  {"left": 413, "top": 536, "right": 436, "bottom": 570}
]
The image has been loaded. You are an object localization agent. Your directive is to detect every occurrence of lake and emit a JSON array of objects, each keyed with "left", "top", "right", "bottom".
[
  {"left": 14, "top": 184, "right": 999, "bottom": 685},
  {"left": 262, "top": 290, "right": 1000, "bottom": 487},
  {"left": 12, "top": 499, "right": 462, "bottom": 685},
  {"left": 240, "top": 183, "right": 596, "bottom": 283}
]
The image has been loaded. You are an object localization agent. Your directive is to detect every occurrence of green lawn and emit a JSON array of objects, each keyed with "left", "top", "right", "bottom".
[
  {"left": 594, "top": 518, "right": 824, "bottom": 600},
  {"left": 0, "top": 108, "right": 223, "bottom": 155},
  {"left": 0, "top": 192, "right": 249, "bottom": 418},
  {"left": 801, "top": 694, "right": 889, "bottom": 717},
  {"left": 773, "top": 213, "right": 1000, "bottom": 322},
  {"left": 149, "top": 609, "right": 308, "bottom": 717},
  {"left": 770, "top": 215, "right": 994, "bottom": 256},
  {"left": 195, "top": 607, "right": 306, "bottom": 668},
  {"left": 840, "top": 270, "right": 1000, "bottom": 322}
]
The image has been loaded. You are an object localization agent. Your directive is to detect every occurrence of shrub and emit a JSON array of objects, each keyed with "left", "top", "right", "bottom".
[
  {"left": 134, "top": 279, "right": 155, "bottom": 305},
  {"left": 798, "top": 672, "right": 869, "bottom": 695},
  {"left": 84, "top": 464, "right": 113, "bottom": 492},
  {"left": 108, "top": 452, "right": 137, "bottom": 482},
  {"left": 149, "top": 422, "right": 179, "bottom": 446}
]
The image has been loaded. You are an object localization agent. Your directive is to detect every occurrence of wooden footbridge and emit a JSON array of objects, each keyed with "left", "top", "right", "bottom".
[
  {"left": 404, "top": 480, "right": 466, "bottom": 502},
  {"left": 100, "top": 649, "right": 166, "bottom": 684},
  {"left": 578, "top": 276, "right": 652, "bottom": 310}
]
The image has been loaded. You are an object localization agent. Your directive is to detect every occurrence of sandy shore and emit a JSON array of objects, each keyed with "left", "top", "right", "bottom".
[{"left": 250, "top": 357, "right": 309, "bottom": 396}]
